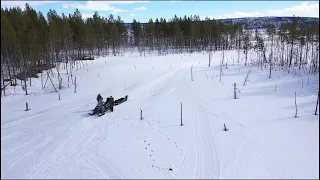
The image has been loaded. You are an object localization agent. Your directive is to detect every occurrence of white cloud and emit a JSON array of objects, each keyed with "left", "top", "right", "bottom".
[
  {"left": 0, "top": 0, "right": 149, "bottom": 8},
  {"left": 81, "top": 12, "right": 94, "bottom": 19},
  {"left": 160, "top": 1, "right": 180, "bottom": 2},
  {"left": 62, "top": 1, "right": 127, "bottom": 13},
  {"left": 80, "top": 12, "right": 110, "bottom": 19},
  {"left": 201, "top": 2, "right": 319, "bottom": 20},
  {"left": 129, "top": 13, "right": 135, "bottom": 17},
  {"left": 1, "top": 1, "right": 61, "bottom": 8},
  {"left": 62, "top": 1, "right": 151, "bottom": 13},
  {"left": 107, "top": 1, "right": 150, "bottom": 4},
  {"left": 133, "top": 6, "right": 147, "bottom": 11},
  {"left": 267, "top": 2, "right": 319, "bottom": 17}
]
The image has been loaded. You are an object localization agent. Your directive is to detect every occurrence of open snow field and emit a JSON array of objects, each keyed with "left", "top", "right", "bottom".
[{"left": 1, "top": 50, "right": 319, "bottom": 179}]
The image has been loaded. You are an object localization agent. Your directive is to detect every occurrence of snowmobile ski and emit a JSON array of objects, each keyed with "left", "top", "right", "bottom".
[{"left": 98, "top": 112, "right": 105, "bottom": 116}]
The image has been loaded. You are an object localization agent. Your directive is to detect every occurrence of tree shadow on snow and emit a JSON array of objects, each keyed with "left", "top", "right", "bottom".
[
  {"left": 240, "top": 78, "right": 317, "bottom": 100},
  {"left": 267, "top": 114, "right": 318, "bottom": 123},
  {"left": 282, "top": 101, "right": 317, "bottom": 110}
]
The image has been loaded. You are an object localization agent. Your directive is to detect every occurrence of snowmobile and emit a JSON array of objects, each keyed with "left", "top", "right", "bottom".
[
  {"left": 89, "top": 101, "right": 113, "bottom": 116},
  {"left": 89, "top": 95, "right": 128, "bottom": 116}
]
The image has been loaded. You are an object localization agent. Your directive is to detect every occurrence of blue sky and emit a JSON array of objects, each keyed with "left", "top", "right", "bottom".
[{"left": 1, "top": 1, "right": 319, "bottom": 23}]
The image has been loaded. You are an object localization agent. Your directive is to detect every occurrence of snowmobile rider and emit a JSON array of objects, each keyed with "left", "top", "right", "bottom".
[
  {"left": 109, "top": 96, "right": 114, "bottom": 112},
  {"left": 97, "top": 94, "right": 103, "bottom": 106},
  {"left": 105, "top": 97, "right": 110, "bottom": 104}
]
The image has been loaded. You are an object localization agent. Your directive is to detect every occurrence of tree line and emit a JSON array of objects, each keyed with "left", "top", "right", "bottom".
[{"left": 1, "top": 4, "right": 319, "bottom": 87}]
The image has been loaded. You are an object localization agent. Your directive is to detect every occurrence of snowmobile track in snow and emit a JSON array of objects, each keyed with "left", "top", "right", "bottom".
[
  {"left": 84, "top": 152, "right": 124, "bottom": 179},
  {"left": 172, "top": 69, "right": 220, "bottom": 179},
  {"left": 184, "top": 78, "right": 221, "bottom": 179}
]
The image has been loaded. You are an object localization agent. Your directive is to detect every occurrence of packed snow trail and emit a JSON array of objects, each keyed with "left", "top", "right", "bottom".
[{"left": 1, "top": 52, "right": 319, "bottom": 179}]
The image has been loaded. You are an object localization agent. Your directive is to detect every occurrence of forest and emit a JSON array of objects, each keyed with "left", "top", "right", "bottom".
[{"left": 1, "top": 3, "right": 319, "bottom": 93}]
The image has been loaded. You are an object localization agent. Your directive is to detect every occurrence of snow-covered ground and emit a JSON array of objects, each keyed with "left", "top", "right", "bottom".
[{"left": 1, "top": 50, "right": 319, "bottom": 179}]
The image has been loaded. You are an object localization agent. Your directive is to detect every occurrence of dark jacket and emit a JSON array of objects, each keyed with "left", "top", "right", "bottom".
[
  {"left": 97, "top": 94, "right": 103, "bottom": 101},
  {"left": 97, "top": 95, "right": 103, "bottom": 106},
  {"left": 109, "top": 96, "right": 114, "bottom": 106},
  {"left": 106, "top": 97, "right": 110, "bottom": 103}
]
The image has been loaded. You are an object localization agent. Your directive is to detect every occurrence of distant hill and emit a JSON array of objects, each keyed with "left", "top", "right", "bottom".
[
  {"left": 124, "top": 16, "right": 319, "bottom": 30},
  {"left": 217, "top": 16, "right": 319, "bottom": 29}
]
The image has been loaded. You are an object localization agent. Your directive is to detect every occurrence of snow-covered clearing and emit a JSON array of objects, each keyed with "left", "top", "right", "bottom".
[{"left": 1, "top": 50, "right": 319, "bottom": 179}]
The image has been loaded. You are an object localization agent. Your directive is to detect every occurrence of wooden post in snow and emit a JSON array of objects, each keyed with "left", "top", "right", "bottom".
[
  {"left": 269, "top": 64, "right": 272, "bottom": 78},
  {"left": 24, "top": 69, "right": 28, "bottom": 95},
  {"left": 25, "top": 102, "right": 30, "bottom": 111},
  {"left": 180, "top": 102, "right": 183, "bottom": 126},
  {"left": 234, "top": 83, "right": 237, "bottom": 99},
  {"left": 315, "top": 89, "right": 319, "bottom": 115},
  {"left": 223, "top": 123, "right": 228, "bottom": 131},
  {"left": 140, "top": 108, "right": 143, "bottom": 120},
  {"left": 59, "top": 77, "right": 62, "bottom": 89},
  {"left": 74, "top": 76, "right": 77, "bottom": 93},
  {"left": 295, "top": 92, "right": 298, "bottom": 118},
  {"left": 191, "top": 66, "right": 193, "bottom": 81},
  {"left": 41, "top": 72, "right": 44, "bottom": 89},
  {"left": 208, "top": 51, "right": 212, "bottom": 67}
]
